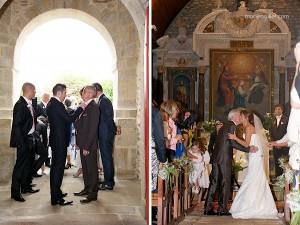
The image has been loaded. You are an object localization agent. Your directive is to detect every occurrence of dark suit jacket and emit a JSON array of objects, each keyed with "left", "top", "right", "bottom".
[
  {"left": 212, "top": 121, "right": 249, "bottom": 164},
  {"left": 10, "top": 96, "right": 37, "bottom": 148},
  {"left": 46, "top": 97, "right": 83, "bottom": 149},
  {"left": 98, "top": 94, "right": 116, "bottom": 139},
  {"left": 37, "top": 102, "right": 47, "bottom": 118},
  {"left": 269, "top": 114, "right": 288, "bottom": 141},
  {"left": 75, "top": 100, "right": 99, "bottom": 152},
  {"left": 152, "top": 107, "right": 167, "bottom": 163}
]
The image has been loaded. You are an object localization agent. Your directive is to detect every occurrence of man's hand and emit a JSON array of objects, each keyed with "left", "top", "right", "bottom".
[
  {"left": 83, "top": 149, "right": 89, "bottom": 156},
  {"left": 268, "top": 141, "right": 277, "bottom": 147},
  {"left": 249, "top": 145, "right": 258, "bottom": 153}
]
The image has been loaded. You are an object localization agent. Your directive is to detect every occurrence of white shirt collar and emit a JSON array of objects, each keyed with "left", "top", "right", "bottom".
[
  {"left": 42, "top": 101, "right": 48, "bottom": 107},
  {"left": 85, "top": 99, "right": 93, "bottom": 105},
  {"left": 53, "top": 96, "right": 61, "bottom": 102},
  {"left": 22, "top": 96, "right": 32, "bottom": 105}
]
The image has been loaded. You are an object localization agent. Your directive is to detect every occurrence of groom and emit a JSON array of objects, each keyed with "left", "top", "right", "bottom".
[{"left": 204, "top": 109, "right": 257, "bottom": 216}]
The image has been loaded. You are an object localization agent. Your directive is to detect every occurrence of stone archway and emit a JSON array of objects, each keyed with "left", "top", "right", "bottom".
[{"left": 0, "top": 0, "right": 146, "bottom": 212}]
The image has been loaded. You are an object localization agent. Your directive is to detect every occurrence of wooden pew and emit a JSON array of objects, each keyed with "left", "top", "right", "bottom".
[
  {"left": 152, "top": 173, "right": 175, "bottom": 225},
  {"left": 284, "top": 180, "right": 292, "bottom": 222},
  {"left": 173, "top": 167, "right": 185, "bottom": 222}
]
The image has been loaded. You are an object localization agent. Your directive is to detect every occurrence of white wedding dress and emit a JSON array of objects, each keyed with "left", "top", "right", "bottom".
[{"left": 230, "top": 134, "right": 279, "bottom": 219}]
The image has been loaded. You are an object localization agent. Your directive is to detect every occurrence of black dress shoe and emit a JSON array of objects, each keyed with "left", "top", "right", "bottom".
[
  {"left": 11, "top": 195, "right": 25, "bottom": 202},
  {"left": 204, "top": 210, "right": 217, "bottom": 215},
  {"left": 30, "top": 183, "right": 37, "bottom": 187},
  {"left": 62, "top": 193, "right": 67, "bottom": 197},
  {"left": 217, "top": 211, "right": 232, "bottom": 216},
  {"left": 21, "top": 188, "right": 40, "bottom": 194},
  {"left": 99, "top": 184, "right": 113, "bottom": 190},
  {"left": 74, "top": 190, "right": 89, "bottom": 196},
  {"left": 80, "top": 194, "right": 97, "bottom": 203},
  {"left": 51, "top": 199, "right": 73, "bottom": 206}
]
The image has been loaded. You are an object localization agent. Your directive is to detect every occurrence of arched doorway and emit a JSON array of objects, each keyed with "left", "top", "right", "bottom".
[{"left": 0, "top": 1, "right": 145, "bottom": 215}]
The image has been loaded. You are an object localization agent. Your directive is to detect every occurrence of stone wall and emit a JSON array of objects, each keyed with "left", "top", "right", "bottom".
[
  {"left": 166, "top": 0, "right": 300, "bottom": 43},
  {"left": 0, "top": 0, "right": 145, "bottom": 186}
]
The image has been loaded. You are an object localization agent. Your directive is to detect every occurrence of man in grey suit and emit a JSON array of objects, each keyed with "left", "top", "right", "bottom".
[
  {"left": 73, "top": 85, "right": 100, "bottom": 203},
  {"left": 47, "top": 83, "right": 85, "bottom": 206},
  {"left": 204, "top": 109, "right": 257, "bottom": 216},
  {"left": 93, "top": 83, "right": 117, "bottom": 190}
]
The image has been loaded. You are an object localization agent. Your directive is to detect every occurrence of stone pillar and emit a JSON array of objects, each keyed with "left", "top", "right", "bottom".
[
  {"left": 197, "top": 66, "right": 206, "bottom": 122},
  {"left": 156, "top": 65, "right": 165, "bottom": 106},
  {"left": 278, "top": 66, "right": 286, "bottom": 110}
]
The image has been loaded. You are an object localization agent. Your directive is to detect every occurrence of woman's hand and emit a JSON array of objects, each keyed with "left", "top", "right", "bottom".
[
  {"left": 228, "top": 131, "right": 237, "bottom": 140},
  {"left": 176, "top": 134, "right": 183, "bottom": 141}
]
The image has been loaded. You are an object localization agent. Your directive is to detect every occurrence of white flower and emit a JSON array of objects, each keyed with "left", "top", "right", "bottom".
[{"left": 287, "top": 190, "right": 300, "bottom": 212}]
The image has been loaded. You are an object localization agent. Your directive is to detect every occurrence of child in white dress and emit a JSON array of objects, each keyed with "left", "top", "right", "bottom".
[
  {"left": 188, "top": 141, "right": 204, "bottom": 195},
  {"left": 198, "top": 137, "right": 210, "bottom": 205}
]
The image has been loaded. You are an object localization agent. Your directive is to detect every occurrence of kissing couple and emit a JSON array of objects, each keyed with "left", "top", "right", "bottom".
[{"left": 204, "top": 109, "right": 279, "bottom": 219}]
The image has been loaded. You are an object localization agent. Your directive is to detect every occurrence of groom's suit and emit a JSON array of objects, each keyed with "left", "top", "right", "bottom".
[{"left": 204, "top": 120, "right": 249, "bottom": 213}]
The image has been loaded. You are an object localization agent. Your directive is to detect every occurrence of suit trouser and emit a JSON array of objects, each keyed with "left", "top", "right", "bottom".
[
  {"left": 273, "top": 147, "right": 289, "bottom": 178},
  {"left": 80, "top": 148, "right": 98, "bottom": 195},
  {"left": 33, "top": 140, "right": 48, "bottom": 174},
  {"left": 11, "top": 135, "right": 36, "bottom": 196},
  {"left": 204, "top": 162, "right": 232, "bottom": 212},
  {"left": 50, "top": 146, "right": 67, "bottom": 202},
  {"left": 99, "top": 135, "right": 115, "bottom": 186}
]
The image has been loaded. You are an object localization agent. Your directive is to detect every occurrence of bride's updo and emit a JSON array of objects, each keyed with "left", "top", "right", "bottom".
[{"left": 241, "top": 110, "right": 254, "bottom": 126}]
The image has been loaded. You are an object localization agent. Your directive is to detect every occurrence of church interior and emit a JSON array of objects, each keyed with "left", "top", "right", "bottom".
[{"left": 152, "top": 0, "right": 300, "bottom": 224}]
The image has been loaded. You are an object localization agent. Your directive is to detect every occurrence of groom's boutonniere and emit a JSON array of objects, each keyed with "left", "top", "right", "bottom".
[{"left": 280, "top": 122, "right": 284, "bottom": 125}]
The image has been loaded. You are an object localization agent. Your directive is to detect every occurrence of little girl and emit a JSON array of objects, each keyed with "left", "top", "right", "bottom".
[
  {"left": 188, "top": 141, "right": 204, "bottom": 195},
  {"left": 197, "top": 137, "right": 210, "bottom": 205}
]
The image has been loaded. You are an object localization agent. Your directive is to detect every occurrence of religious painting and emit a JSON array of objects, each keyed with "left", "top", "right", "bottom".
[
  {"left": 210, "top": 49, "right": 274, "bottom": 122},
  {"left": 167, "top": 67, "right": 197, "bottom": 112}
]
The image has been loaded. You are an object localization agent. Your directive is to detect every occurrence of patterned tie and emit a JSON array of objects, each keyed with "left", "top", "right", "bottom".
[{"left": 28, "top": 103, "right": 35, "bottom": 132}]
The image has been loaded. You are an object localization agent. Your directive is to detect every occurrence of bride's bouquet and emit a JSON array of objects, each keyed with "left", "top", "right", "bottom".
[
  {"left": 233, "top": 153, "right": 247, "bottom": 173},
  {"left": 202, "top": 120, "right": 216, "bottom": 133}
]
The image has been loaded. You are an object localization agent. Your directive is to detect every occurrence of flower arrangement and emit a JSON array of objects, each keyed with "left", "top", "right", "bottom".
[
  {"left": 262, "top": 112, "right": 272, "bottom": 130},
  {"left": 233, "top": 152, "right": 248, "bottom": 173},
  {"left": 173, "top": 156, "right": 194, "bottom": 173},
  {"left": 287, "top": 190, "right": 300, "bottom": 225},
  {"left": 158, "top": 164, "right": 176, "bottom": 193},
  {"left": 202, "top": 120, "right": 216, "bottom": 133},
  {"left": 274, "top": 158, "right": 295, "bottom": 191}
]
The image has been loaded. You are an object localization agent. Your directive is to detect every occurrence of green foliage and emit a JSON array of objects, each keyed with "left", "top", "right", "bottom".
[
  {"left": 202, "top": 120, "right": 216, "bottom": 133},
  {"left": 44, "top": 73, "right": 113, "bottom": 102}
]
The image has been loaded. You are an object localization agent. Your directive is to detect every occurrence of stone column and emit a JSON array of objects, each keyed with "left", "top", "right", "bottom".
[
  {"left": 197, "top": 66, "right": 206, "bottom": 122},
  {"left": 156, "top": 65, "right": 165, "bottom": 106},
  {"left": 278, "top": 66, "right": 286, "bottom": 110}
]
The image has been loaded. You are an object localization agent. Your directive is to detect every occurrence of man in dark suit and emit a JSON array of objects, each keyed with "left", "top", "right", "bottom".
[
  {"left": 93, "top": 83, "right": 117, "bottom": 190},
  {"left": 36, "top": 93, "right": 51, "bottom": 167},
  {"left": 204, "top": 109, "right": 256, "bottom": 216},
  {"left": 47, "top": 83, "right": 85, "bottom": 206},
  {"left": 73, "top": 85, "right": 100, "bottom": 203},
  {"left": 10, "top": 82, "right": 40, "bottom": 202},
  {"left": 32, "top": 119, "right": 48, "bottom": 177},
  {"left": 269, "top": 104, "right": 289, "bottom": 179}
]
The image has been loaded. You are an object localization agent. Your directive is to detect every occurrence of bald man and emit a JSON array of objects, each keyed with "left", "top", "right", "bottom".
[{"left": 10, "top": 82, "right": 40, "bottom": 202}]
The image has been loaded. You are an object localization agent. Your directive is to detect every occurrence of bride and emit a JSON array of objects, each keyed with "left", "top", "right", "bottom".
[{"left": 228, "top": 109, "right": 278, "bottom": 219}]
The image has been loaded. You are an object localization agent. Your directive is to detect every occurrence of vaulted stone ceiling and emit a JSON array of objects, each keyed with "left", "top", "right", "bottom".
[
  {"left": 152, "top": 0, "right": 190, "bottom": 48},
  {"left": 152, "top": 0, "right": 300, "bottom": 49}
]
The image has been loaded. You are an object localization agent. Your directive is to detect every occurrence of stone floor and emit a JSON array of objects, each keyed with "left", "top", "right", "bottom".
[{"left": 0, "top": 167, "right": 147, "bottom": 225}]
